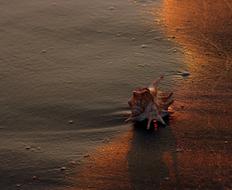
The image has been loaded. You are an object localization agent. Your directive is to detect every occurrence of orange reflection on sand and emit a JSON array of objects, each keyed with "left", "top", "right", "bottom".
[
  {"left": 64, "top": 1, "right": 232, "bottom": 189},
  {"left": 67, "top": 131, "right": 132, "bottom": 190},
  {"left": 161, "top": 0, "right": 232, "bottom": 86},
  {"left": 162, "top": 151, "right": 177, "bottom": 182},
  {"left": 160, "top": 0, "right": 232, "bottom": 130},
  {"left": 158, "top": 0, "right": 232, "bottom": 189},
  {"left": 66, "top": 126, "right": 178, "bottom": 190},
  {"left": 161, "top": 151, "right": 232, "bottom": 189},
  {"left": 161, "top": 0, "right": 232, "bottom": 50}
]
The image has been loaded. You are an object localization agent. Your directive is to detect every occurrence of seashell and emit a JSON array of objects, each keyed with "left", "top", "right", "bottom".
[{"left": 127, "top": 76, "right": 173, "bottom": 129}]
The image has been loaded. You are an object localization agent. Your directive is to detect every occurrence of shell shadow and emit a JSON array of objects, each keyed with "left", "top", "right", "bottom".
[{"left": 127, "top": 115, "right": 180, "bottom": 189}]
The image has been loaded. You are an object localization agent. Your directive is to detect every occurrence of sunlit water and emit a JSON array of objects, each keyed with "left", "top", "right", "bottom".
[
  {"left": 0, "top": 0, "right": 184, "bottom": 189},
  {"left": 1, "top": 0, "right": 231, "bottom": 189}
]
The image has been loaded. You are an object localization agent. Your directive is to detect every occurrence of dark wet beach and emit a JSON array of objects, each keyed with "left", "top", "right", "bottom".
[{"left": 0, "top": 0, "right": 232, "bottom": 189}]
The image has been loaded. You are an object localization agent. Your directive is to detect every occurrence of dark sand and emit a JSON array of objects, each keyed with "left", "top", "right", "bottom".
[
  {"left": 0, "top": 0, "right": 232, "bottom": 189},
  {"left": 0, "top": 0, "right": 182, "bottom": 189}
]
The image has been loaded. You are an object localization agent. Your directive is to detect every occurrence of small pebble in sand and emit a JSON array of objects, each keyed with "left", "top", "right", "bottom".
[
  {"left": 68, "top": 120, "right": 74, "bottom": 124},
  {"left": 16, "top": 184, "right": 21, "bottom": 188},
  {"left": 31, "top": 148, "right": 36, "bottom": 152},
  {"left": 37, "top": 147, "right": 41, "bottom": 150},
  {"left": 176, "top": 148, "right": 183, "bottom": 152},
  {"left": 108, "top": 6, "right": 115, "bottom": 10},
  {"left": 60, "top": 166, "right": 66, "bottom": 171},
  {"left": 131, "top": 37, "right": 136, "bottom": 41},
  {"left": 76, "top": 161, "right": 81, "bottom": 165},
  {"left": 32, "top": 176, "right": 38, "bottom": 180},
  {"left": 154, "top": 18, "right": 161, "bottom": 23},
  {"left": 141, "top": 44, "right": 148, "bottom": 48},
  {"left": 84, "top": 154, "right": 90, "bottom": 158},
  {"left": 103, "top": 138, "right": 110, "bottom": 143},
  {"left": 25, "top": 146, "right": 31, "bottom": 150},
  {"left": 164, "top": 177, "right": 170, "bottom": 181},
  {"left": 41, "top": 50, "right": 47, "bottom": 54},
  {"left": 181, "top": 71, "right": 190, "bottom": 77},
  {"left": 224, "top": 141, "right": 228, "bottom": 144},
  {"left": 69, "top": 161, "right": 76, "bottom": 165},
  {"left": 137, "top": 64, "right": 146, "bottom": 67}
]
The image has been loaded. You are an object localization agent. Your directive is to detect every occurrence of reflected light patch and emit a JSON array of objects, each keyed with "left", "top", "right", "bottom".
[{"left": 66, "top": 131, "right": 133, "bottom": 190}]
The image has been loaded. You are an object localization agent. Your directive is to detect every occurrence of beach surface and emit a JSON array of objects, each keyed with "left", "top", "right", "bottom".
[{"left": 0, "top": 0, "right": 232, "bottom": 189}]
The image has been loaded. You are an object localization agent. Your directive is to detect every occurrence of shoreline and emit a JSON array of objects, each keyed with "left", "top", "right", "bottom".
[
  {"left": 0, "top": 0, "right": 231, "bottom": 189},
  {"left": 160, "top": 0, "right": 232, "bottom": 189},
  {"left": 0, "top": 0, "right": 183, "bottom": 190},
  {"left": 64, "top": 1, "right": 232, "bottom": 189}
]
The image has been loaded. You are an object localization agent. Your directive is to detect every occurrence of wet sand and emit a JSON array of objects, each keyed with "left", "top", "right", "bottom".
[
  {"left": 0, "top": 0, "right": 182, "bottom": 189},
  {"left": 161, "top": 0, "right": 232, "bottom": 189},
  {"left": 65, "top": 0, "right": 232, "bottom": 190},
  {"left": 1, "top": 0, "right": 232, "bottom": 189}
]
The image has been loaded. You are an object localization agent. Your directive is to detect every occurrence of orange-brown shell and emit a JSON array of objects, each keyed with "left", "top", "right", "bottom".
[{"left": 128, "top": 88, "right": 154, "bottom": 114}]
